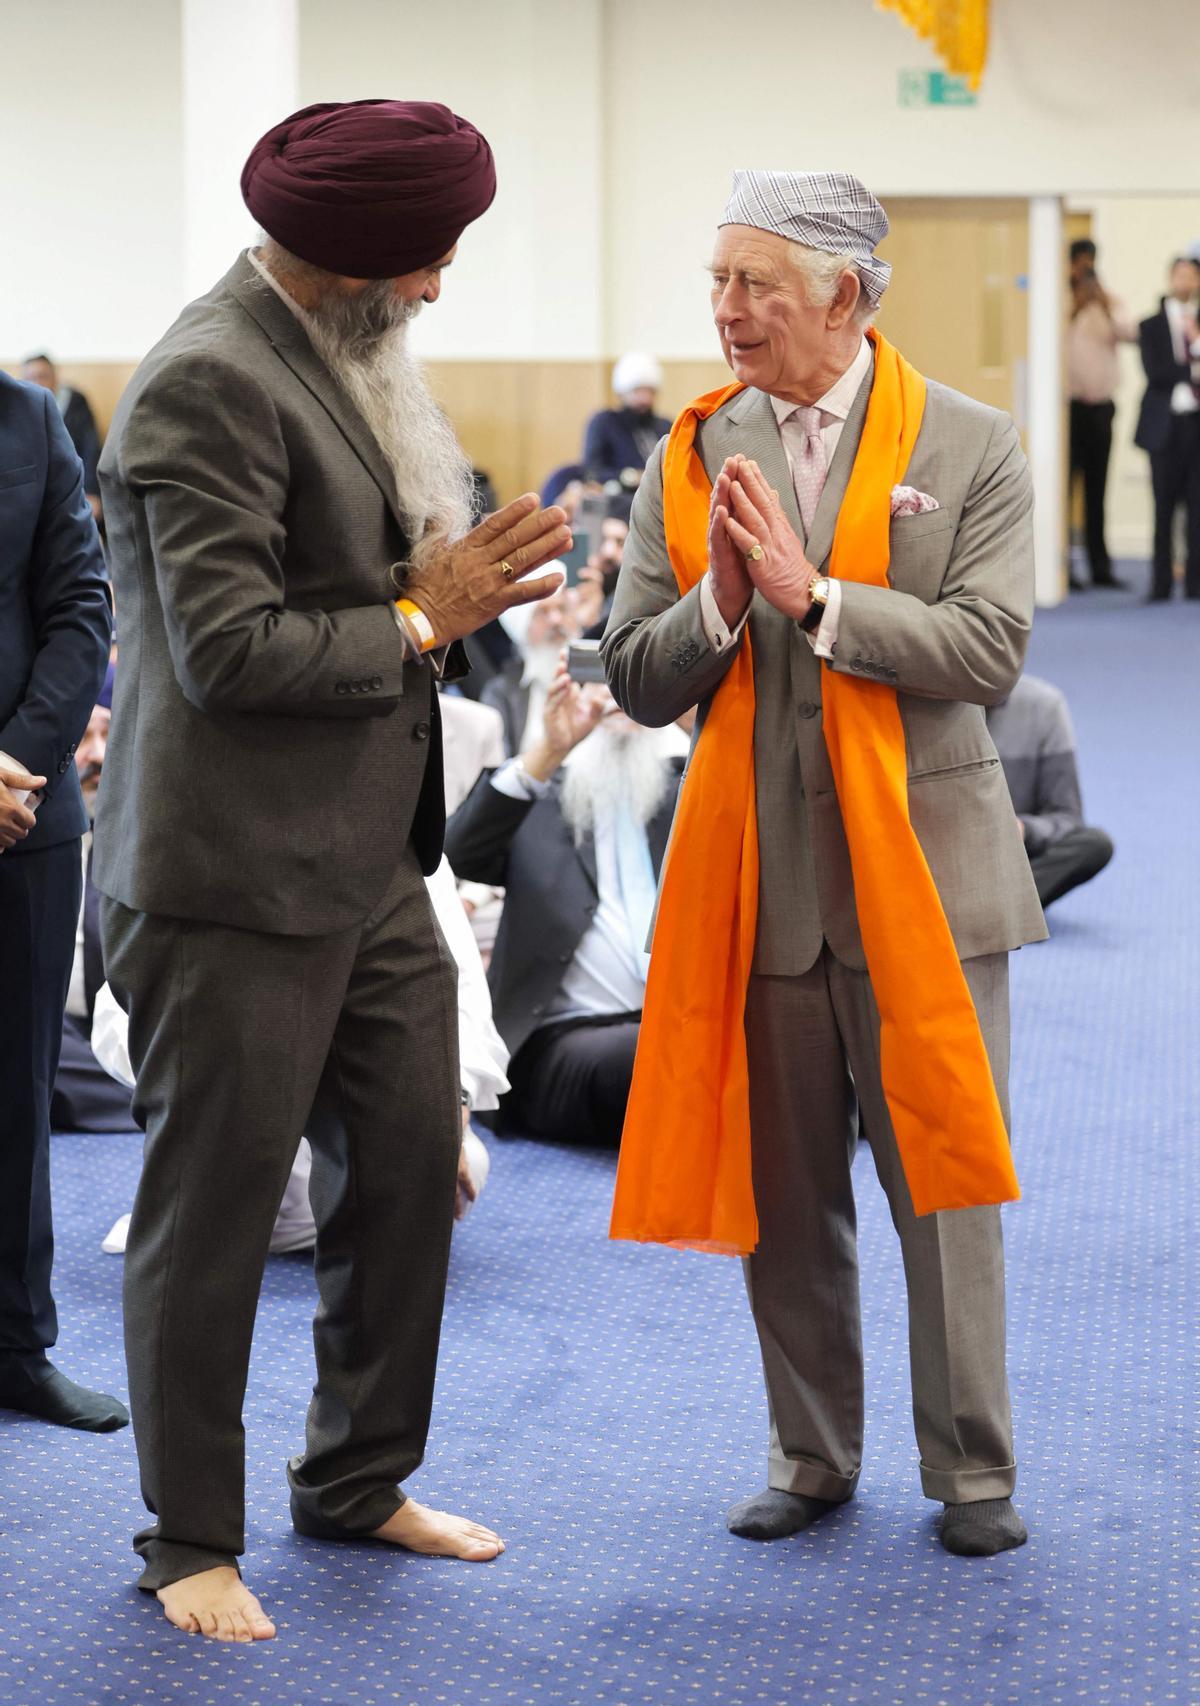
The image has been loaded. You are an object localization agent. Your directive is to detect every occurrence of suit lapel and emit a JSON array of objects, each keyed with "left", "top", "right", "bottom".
[
  {"left": 225, "top": 253, "right": 409, "bottom": 536},
  {"left": 804, "top": 355, "right": 875, "bottom": 572}
]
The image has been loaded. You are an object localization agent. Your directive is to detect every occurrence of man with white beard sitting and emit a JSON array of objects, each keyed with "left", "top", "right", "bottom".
[
  {"left": 481, "top": 585, "right": 581, "bottom": 756},
  {"left": 445, "top": 664, "right": 685, "bottom": 1147}
]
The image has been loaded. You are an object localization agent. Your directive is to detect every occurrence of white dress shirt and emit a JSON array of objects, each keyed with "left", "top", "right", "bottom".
[{"left": 699, "top": 336, "right": 874, "bottom": 662}]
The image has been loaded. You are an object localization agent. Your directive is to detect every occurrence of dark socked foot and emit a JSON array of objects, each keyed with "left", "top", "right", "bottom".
[
  {"left": 940, "top": 1497, "right": 1027, "bottom": 1556},
  {"left": 0, "top": 1357, "right": 129, "bottom": 1432},
  {"left": 726, "top": 1488, "right": 843, "bottom": 1540}
]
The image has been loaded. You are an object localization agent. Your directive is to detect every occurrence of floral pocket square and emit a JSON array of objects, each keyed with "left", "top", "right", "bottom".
[{"left": 890, "top": 484, "right": 940, "bottom": 517}]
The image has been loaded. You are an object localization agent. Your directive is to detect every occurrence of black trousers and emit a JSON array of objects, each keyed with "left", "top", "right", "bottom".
[
  {"left": 504, "top": 1013, "right": 640, "bottom": 1148},
  {"left": 50, "top": 1014, "right": 136, "bottom": 1134},
  {"left": 1069, "top": 400, "right": 1116, "bottom": 583},
  {"left": 101, "top": 845, "right": 461, "bottom": 1590},
  {"left": 1149, "top": 413, "right": 1200, "bottom": 599},
  {"left": 1028, "top": 826, "right": 1114, "bottom": 909},
  {"left": 0, "top": 841, "right": 82, "bottom": 1362}
]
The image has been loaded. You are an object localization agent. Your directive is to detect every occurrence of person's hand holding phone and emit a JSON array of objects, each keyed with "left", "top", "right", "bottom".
[{"left": 523, "top": 657, "right": 610, "bottom": 783}]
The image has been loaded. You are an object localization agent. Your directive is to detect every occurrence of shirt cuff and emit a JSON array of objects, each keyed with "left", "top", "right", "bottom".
[
  {"left": 699, "top": 573, "right": 751, "bottom": 655},
  {"left": 807, "top": 577, "right": 842, "bottom": 660},
  {"left": 389, "top": 601, "right": 451, "bottom": 676},
  {"left": 491, "top": 757, "right": 552, "bottom": 802}
]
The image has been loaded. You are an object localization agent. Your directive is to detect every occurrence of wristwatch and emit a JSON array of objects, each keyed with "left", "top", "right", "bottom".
[{"left": 798, "top": 574, "right": 831, "bottom": 634}]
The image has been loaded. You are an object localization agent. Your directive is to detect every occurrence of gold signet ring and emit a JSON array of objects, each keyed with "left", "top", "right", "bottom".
[
  {"left": 746, "top": 543, "right": 764, "bottom": 563},
  {"left": 500, "top": 560, "right": 515, "bottom": 581}
]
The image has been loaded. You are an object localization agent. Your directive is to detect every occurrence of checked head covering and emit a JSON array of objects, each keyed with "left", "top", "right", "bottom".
[{"left": 719, "top": 170, "right": 892, "bottom": 305}]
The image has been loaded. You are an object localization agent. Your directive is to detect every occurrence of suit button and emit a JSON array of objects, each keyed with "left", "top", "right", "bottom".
[
  {"left": 413, "top": 721, "right": 430, "bottom": 740},
  {"left": 58, "top": 759, "right": 68, "bottom": 773},
  {"left": 531, "top": 1003, "right": 545, "bottom": 1016},
  {"left": 798, "top": 701, "right": 819, "bottom": 720},
  {"left": 335, "top": 681, "right": 347, "bottom": 694},
  {"left": 371, "top": 676, "right": 382, "bottom": 690}
]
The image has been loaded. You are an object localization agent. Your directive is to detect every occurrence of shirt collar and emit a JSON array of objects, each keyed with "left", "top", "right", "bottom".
[
  {"left": 769, "top": 336, "right": 872, "bottom": 426},
  {"left": 246, "top": 247, "right": 312, "bottom": 330}
]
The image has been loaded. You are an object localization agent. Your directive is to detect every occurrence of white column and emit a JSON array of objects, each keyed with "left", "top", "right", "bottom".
[
  {"left": 1027, "top": 195, "right": 1065, "bottom": 607},
  {"left": 181, "top": 0, "right": 299, "bottom": 299}
]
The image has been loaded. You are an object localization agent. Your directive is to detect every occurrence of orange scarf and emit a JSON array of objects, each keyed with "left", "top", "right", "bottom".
[{"left": 610, "top": 330, "right": 1019, "bottom": 1257}]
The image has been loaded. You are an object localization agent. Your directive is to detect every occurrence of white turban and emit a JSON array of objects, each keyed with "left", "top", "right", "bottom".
[
  {"left": 719, "top": 170, "right": 892, "bottom": 306},
  {"left": 612, "top": 352, "right": 662, "bottom": 398}
]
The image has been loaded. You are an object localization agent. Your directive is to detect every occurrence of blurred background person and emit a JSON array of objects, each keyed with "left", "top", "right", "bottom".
[
  {"left": 446, "top": 665, "right": 683, "bottom": 1148},
  {"left": 49, "top": 664, "right": 135, "bottom": 1135},
  {"left": 0, "top": 369, "right": 119, "bottom": 1433},
  {"left": 21, "top": 353, "right": 103, "bottom": 524},
  {"left": 1135, "top": 255, "right": 1200, "bottom": 602},
  {"left": 583, "top": 353, "right": 672, "bottom": 489},
  {"left": 987, "top": 675, "right": 1114, "bottom": 910},
  {"left": 483, "top": 583, "right": 582, "bottom": 755},
  {"left": 438, "top": 683, "right": 508, "bottom": 961},
  {"left": 1067, "top": 255, "right": 1136, "bottom": 590}
]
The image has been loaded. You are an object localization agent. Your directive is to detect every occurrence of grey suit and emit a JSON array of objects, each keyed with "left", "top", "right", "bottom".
[
  {"left": 603, "top": 362, "right": 1045, "bottom": 1504},
  {"left": 94, "top": 254, "right": 463, "bottom": 1588}
]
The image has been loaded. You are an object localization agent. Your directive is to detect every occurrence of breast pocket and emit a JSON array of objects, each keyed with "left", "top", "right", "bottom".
[
  {"left": 887, "top": 509, "right": 956, "bottom": 604},
  {"left": 0, "top": 463, "right": 37, "bottom": 491}
]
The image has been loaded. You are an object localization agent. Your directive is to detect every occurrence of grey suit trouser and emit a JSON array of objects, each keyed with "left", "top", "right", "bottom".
[
  {"left": 101, "top": 845, "right": 461, "bottom": 1590},
  {"left": 744, "top": 946, "right": 1016, "bottom": 1506}
]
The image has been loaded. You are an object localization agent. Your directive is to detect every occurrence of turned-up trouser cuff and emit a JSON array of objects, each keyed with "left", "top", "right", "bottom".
[
  {"left": 102, "top": 845, "right": 461, "bottom": 1591},
  {"left": 744, "top": 947, "right": 1018, "bottom": 1510}
]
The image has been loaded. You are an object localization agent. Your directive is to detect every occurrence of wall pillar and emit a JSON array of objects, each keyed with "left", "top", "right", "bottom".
[{"left": 1027, "top": 195, "right": 1065, "bottom": 607}]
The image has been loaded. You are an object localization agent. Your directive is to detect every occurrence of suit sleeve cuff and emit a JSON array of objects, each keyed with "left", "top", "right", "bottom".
[{"left": 699, "top": 573, "right": 751, "bottom": 655}]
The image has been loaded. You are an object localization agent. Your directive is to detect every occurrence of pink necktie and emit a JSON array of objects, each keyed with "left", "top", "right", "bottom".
[{"left": 790, "top": 405, "right": 827, "bottom": 532}]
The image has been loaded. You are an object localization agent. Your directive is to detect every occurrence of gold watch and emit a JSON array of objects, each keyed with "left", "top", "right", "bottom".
[{"left": 798, "top": 575, "right": 830, "bottom": 634}]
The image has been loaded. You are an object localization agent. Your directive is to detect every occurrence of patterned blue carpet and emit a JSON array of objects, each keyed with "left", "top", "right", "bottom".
[{"left": 1, "top": 565, "right": 1197, "bottom": 1705}]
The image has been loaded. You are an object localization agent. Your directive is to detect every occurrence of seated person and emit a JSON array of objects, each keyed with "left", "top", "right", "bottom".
[
  {"left": 50, "top": 665, "right": 134, "bottom": 1134},
  {"left": 483, "top": 584, "right": 582, "bottom": 755},
  {"left": 445, "top": 664, "right": 684, "bottom": 1148},
  {"left": 582, "top": 354, "right": 672, "bottom": 489},
  {"left": 437, "top": 685, "right": 508, "bottom": 961},
  {"left": 92, "top": 855, "right": 509, "bottom": 1253},
  {"left": 986, "top": 674, "right": 1114, "bottom": 908}
]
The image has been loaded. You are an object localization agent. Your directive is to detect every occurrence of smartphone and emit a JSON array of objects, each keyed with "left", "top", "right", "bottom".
[{"left": 566, "top": 639, "right": 607, "bottom": 684}]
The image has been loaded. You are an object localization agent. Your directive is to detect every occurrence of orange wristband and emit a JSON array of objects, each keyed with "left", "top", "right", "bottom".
[{"left": 394, "top": 598, "right": 438, "bottom": 654}]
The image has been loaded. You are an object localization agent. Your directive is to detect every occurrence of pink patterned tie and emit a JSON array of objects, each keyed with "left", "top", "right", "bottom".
[{"left": 790, "top": 405, "right": 827, "bottom": 532}]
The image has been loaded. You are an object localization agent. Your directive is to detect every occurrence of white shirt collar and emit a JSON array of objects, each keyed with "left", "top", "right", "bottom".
[
  {"left": 246, "top": 247, "right": 312, "bottom": 329},
  {"left": 769, "top": 336, "right": 872, "bottom": 426}
]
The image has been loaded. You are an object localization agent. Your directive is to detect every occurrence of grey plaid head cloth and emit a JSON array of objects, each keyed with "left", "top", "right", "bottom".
[{"left": 719, "top": 170, "right": 892, "bottom": 305}]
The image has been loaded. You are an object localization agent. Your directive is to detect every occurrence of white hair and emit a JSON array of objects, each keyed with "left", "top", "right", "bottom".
[
  {"left": 560, "top": 721, "right": 675, "bottom": 845},
  {"left": 787, "top": 245, "right": 876, "bottom": 327},
  {"left": 257, "top": 238, "right": 475, "bottom": 572}
]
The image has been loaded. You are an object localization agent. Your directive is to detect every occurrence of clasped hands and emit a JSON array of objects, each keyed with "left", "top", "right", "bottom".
[{"left": 708, "top": 455, "right": 815, "bottom": 629}]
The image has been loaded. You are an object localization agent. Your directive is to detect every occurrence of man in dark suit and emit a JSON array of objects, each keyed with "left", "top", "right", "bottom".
[
  {"left": 447, "top": 665, "right": 683, "bottom": 1147},
  {"left": 1135, "top": 256, "right": 1200, "bottom": 601},
  {"left": 21, "top": 355, "right": 103, "bottom": 518},
  {"left": 0, "top": 371, "right": 118, "bottom": 1432},
  {"left": 93, "top": 99, "right": 569, "bottom": 1642},
  {"left": 583, "top": 353, "right": 673, "bottom": 488}
]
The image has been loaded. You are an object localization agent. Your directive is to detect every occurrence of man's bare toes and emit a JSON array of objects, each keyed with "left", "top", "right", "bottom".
[{"left": 197, "top": 1609, "right": 218, "bottom": 1637}]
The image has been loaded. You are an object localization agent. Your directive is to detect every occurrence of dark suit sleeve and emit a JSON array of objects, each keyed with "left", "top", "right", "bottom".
[
  {"left": 583, "top": 411, "right": 621, "bottom": 484},
  {"left": 443, "top": 769, "right": 535, "bottom": 886},
  {"left": 0, "top": 390, "right": 111, "bottom": 800},
  {"left": 1139, "top": 316, "right": 1184, "bottom": 390},
  {"left": 121, "top": 351, "right": 410, "bottom": 719}
]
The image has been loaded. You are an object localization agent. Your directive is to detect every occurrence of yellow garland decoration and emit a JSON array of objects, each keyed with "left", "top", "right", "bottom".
[{"left": 878, "top": 0, "right": 989, "bottom": 91}]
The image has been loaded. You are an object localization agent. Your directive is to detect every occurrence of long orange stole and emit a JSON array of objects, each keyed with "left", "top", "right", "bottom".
[{"left": 609, "top": 329, "right": 1019, "bottom": 1257}]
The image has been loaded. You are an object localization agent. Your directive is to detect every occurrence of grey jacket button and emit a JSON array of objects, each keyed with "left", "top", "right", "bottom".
[
  {"left": 413, "top": 721, "right": 431, "bottom": 740},
  {"left": 371, "top": 676, "right": 382, "bottom": 690},
  {"left": 798, "top": 701, "right": 819, "bottom": 719},
  {"left": 335, "top": 681, "right": 348, "bottom": 694}
]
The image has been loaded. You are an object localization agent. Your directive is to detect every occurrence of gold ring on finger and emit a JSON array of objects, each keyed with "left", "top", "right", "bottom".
[
  {"left": 746, "top": 543, "right": 764, "bottom": 562},
  {"left": 499, "top": 560, "right": 515, "bottom": 582}
]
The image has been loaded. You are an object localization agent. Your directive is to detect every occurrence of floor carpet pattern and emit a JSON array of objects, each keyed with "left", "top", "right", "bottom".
[{"left": 0, "top": 565, "right": 1197, "bottom": 1704}]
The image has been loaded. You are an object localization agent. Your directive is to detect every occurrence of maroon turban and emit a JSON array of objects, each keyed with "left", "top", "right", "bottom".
[{"left": 241, "top": 99, "right": 496, "bottom": 279}]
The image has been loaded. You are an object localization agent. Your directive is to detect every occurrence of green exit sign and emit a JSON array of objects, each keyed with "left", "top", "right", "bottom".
[{"left": 898, "top": 69, "right": 978, "bottom": 107}]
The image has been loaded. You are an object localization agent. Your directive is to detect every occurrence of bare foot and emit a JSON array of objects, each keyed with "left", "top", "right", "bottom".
[
  {"left": 156, "top": 1566, "right": 277, "bottom": 1641},
  {"left": 371, "top": 1498, "right": 505, "bottom": 1561}
]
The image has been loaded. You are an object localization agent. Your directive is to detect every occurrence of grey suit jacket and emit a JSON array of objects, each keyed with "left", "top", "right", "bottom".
[
  {"left": 94, "top": 252, "right": 458, "bottom": 936},
  {"left": 602, "top": 364, "right": 1047, "bottom": 974}
]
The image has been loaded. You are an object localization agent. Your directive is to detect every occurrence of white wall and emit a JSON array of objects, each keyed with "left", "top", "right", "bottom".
[{"left": 0, "top": 0, "right": 183, "bottom": 360}]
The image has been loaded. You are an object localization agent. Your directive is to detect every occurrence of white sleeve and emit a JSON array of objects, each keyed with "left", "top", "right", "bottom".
[
  {"left": 698, "top": 573, "right": 751, "bottom": 655},
  {"left": 491, "top": 757, "right": 551, "bottom": 801},
  {"left": 90, "top": 983, "right": 136, "bottom": 1088},
  {"left": 806, "top": 578, "right": 842, "bottom": 660},
  {"left": 424, "top": 857, "right": 510, "bottom": 1111}
]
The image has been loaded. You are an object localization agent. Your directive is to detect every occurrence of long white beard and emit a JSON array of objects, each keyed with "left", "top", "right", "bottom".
[
  {"left": 560, "top": 722, "right": 675, "bottom": 846},
  {"left": 301, "top": 290, "right": 475, "bottom": 567}
]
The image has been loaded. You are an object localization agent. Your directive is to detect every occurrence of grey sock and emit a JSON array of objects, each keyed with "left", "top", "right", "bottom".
[
  {"left": 726, "top": 1488, "right": 842, "bottom": 1540},
  {"left": 0, "top": 1357, "right": 129, "bottom": 1433},
  {"left": 940, "top": 1497, "right": 1027, "bottom": 1556}
]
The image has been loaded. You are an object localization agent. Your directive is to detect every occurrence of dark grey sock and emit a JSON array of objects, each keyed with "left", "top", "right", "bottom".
[
  {"left": 726, "top": 1488, "right": 842, "bottom": 1540},
  {"left": 0, "top": 1356, "right": 129, "bottom": 1433},
  {"left": 940, "top": 1497, "right": 1027, "bottom": 1556}
]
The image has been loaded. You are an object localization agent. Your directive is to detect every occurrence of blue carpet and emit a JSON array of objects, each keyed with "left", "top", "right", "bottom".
[{"left": 1, "top": 568, "right": 1197, "bottom": 1704}]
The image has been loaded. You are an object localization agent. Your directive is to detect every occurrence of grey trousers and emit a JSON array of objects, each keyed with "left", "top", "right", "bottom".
[
  {"left": 743, "top": 946, "right": 1016, "bottom": 1506},
  {"left": 101, "top": 846, "right": 461, "bottom": 1590}
]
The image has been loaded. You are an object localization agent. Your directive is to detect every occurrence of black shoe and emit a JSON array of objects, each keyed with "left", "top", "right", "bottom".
[
  {"left": 1091, "top": 575, "right": 1128, "bottom": 590},
  {"left": 1068, "top": 574, "right": 1088, "bottom": 591}
]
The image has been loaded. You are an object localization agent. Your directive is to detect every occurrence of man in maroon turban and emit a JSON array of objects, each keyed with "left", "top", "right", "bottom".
[{"left": 94, "top": 98, "right": 569, "bottom": 1642}]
